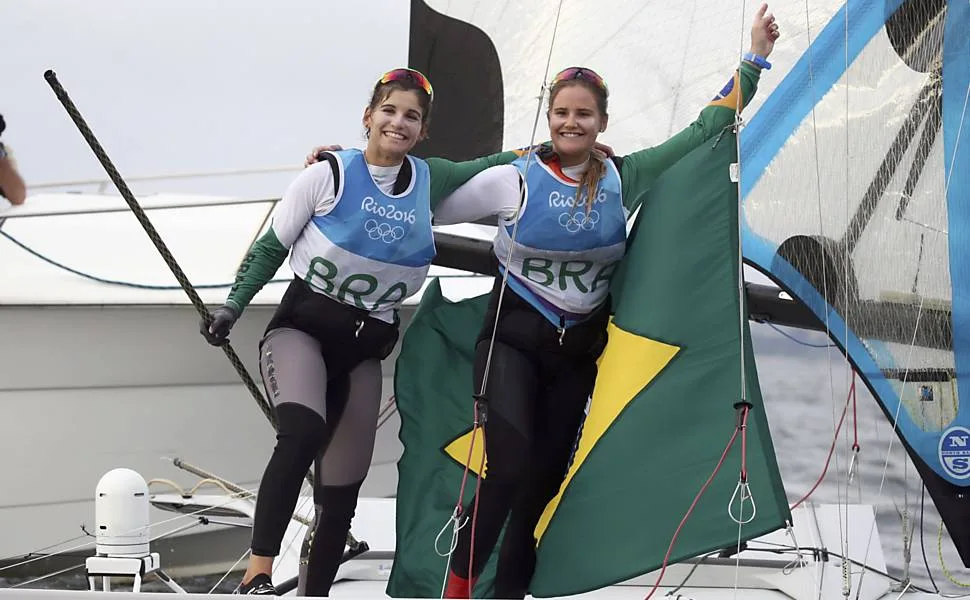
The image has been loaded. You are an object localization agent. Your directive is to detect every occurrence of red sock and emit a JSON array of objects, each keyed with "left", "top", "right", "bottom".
[{"left": 443, "top": 571, "right": 478, "bottom": 598}]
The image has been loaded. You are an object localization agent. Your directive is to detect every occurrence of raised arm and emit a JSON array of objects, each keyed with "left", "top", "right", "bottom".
[
  {"left": 619, "top": 3, "right": 779, "bottom": 212},
  {"left": 618, "top": 63, "right": 760, "bottom": 210}
]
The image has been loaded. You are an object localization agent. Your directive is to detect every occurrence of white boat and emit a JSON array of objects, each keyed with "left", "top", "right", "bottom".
[
  {"left": 2, "top": 0, "right": 968, "bottom": 596},
  {"left": 0, "top": 471, "right": 943, "bottom": 598},
  {"left": 0, "top": 190, "right": 501, "bottom": 575}
]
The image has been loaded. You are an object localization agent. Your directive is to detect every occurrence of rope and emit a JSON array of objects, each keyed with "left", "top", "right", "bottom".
[
  {"left": 0, "top": 228, "right": 291, "bottom": 290},
  {"left": 8, "top": 563, "right": 86, "bottom": 589},
  {"left": 789, "top": 374, "right": 856, "bottom": 511},
  {"left": 437, "top": 1, "right": 566, "bottom": 590},
  {"left": 209, "top": 548, "right": 253, "bottom": 595},
  {"left": 938, "top": 521, "right": 970, "bottom": 588},
  {"left": 0, "top": 484, "right": 259, "bottom": 576},
  {"left": 919, "top": 476, "right": 941, "bottom": 593},
  {"left": 43, "top": 70, "right": 276, "bottom": 431},
  {"left": 0, "top": 228, "right": 482, "bottom": 294},
  {"left": 764, "top": 322, "right": 836, "bottom": 348},
  {"left": 643, "top": 424, "right": 742, "bottom": 600}
]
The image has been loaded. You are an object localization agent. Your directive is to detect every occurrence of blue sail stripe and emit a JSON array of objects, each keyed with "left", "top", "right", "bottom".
[
  {"left": 944, "top": 0, "right": 970, "bottom": 477},
  {"left": 740, "top": 0, "right": 905, "bottom": 200}
]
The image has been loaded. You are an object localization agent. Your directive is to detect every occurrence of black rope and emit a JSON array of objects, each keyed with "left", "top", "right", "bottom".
[
  {"left": 43, "top": 69, "right": 277, "bottom": 431},
  {"left": 0, "top": 228, "right": 291, "bottom": 290},
  {"left": 920, "top": 485, "right": 941, "bottom": 593},
  {"left": 0, "top": 228, "right": 474, "bottom": 291}
]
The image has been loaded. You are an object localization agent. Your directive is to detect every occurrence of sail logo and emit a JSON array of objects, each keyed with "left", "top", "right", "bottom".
[{"left": 939, "top": 426, "right": 970, "bottom": 479}]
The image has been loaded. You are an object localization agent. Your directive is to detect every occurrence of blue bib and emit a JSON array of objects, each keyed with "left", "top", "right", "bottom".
[{"left": 494, "top": 154, "right": 627, "bottom": 326}]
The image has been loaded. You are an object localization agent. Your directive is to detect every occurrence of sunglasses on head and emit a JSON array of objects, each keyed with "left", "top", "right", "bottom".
[
  {"left": 551, "top": 67, "right": 608, "bottom": 93},
  {"left": 378, "top": 68, "right": 434, "bottom": 102}
]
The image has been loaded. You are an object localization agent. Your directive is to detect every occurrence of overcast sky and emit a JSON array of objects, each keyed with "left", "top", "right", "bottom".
[{"left": 1, "top": 1, "right": 409, "bottom": 198}]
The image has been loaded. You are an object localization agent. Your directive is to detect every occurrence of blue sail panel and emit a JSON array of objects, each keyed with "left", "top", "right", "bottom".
[{"left": 739, "top": 0, "right": 970, "bottom": 564}]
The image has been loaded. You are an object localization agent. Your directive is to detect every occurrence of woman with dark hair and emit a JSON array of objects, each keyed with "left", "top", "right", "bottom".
[
  {"left": 200, "top": 68, "right": 530, "bottom": 596},
  {"left": 432, "top": 6, "right": 781, "bottom": 598}
]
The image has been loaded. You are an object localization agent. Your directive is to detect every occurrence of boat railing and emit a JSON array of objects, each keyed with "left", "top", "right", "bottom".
[{"left": 26, "top": 164, "right": 303, "bottom": 194}]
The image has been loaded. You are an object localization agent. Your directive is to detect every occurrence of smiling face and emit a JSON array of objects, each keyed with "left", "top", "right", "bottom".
[
  {"left": 547, "top": 81, "right": 609, "bottom": 167},
  {"left": 363, "top": 88, "right": 429, "bottom": 165}
]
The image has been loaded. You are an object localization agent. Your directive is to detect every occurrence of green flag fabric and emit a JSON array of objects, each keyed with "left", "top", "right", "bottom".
[
  {"left": 388, "top": 131, "right": 791, "bottom": 598},
  {"left": 386, "top": 279, "right": 503, "bottom": 598}
]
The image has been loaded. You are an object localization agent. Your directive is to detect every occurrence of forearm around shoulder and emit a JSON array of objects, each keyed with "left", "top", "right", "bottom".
[
  {"left": 433, "top": 164, "right": 520, "bottom": 226},
  {"left": 427, "top": 150, "right": 520, "bottom": 206}
]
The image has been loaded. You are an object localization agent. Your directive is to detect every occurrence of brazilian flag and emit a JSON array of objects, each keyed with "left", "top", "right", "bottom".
[{"left": 387, "top": 132, "right": 791, "bottom": 598}]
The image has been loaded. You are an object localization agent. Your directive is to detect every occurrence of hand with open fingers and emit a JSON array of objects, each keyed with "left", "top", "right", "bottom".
[
  {"left": 750, "top": 3, "right": 781, "bottom": 58},
  {"left": 593, "top": 141, "right": 615, "bottom": 158},
  {"left": 200, "top": 305, "right": 239, "bottom": 346},
  {"left": 305, "top": 145, "right": 344, "bottom": 168}
]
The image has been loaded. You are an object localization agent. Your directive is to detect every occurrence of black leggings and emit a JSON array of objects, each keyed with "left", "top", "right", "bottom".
[
  {"left": 450, "top": 283, "right": 608, "bottom": 599},
  {"left": 248, "top": 279, "right": 399, "bottom": 596}
]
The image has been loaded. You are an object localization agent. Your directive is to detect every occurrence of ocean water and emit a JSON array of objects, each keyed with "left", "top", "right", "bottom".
[
  {"left": 753, "top": 325, "right": 970, "bottom": 596},
  {"left": 2, "top": 323, "right": 970, "bottom": 595}
]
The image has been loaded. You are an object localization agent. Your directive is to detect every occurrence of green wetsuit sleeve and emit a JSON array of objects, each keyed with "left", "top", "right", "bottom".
[
  {"left": 427, "top": 150, "right": 524, "bottom": 210},
  {"left": 224, "top": 228, "right": 289, "bottom": 315},
  {"left": 619, "top": 62, "right": 762, "bottom": 214}
]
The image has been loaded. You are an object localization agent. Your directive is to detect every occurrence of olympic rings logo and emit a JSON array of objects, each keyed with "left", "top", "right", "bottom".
[
  {"left": 558, "top": 209, "right": 600, "bottom": 233},
  {"left": 365, "top": 219, "right": 406, "bottom": 243}
]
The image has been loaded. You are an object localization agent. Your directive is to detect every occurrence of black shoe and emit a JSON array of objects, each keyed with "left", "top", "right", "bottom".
[{"left": 237, "top": 573, "right": 277, "bottom": 595}]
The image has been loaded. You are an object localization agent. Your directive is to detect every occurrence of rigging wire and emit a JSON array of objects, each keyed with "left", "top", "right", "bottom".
[
  {"left": 210, "top": 548, "right": 253, "bottom": 595},
  {"left": 435, "top": 1, "right": 567, "bottom": 589},
  {"left": 7, "top": 563, "right": 86, "bottom": 589},
  {"left": 839, "top": 5, "right": 854, "bottom": 596},
  {"left": 796, "top": 3, "right": 850, "bottom": 597},
  {"left": 742, "top": 539, "right": 940, "bottom": 594},
  {"left": 0, "top": 486, "right": 260, "bottom": 576},
  {"left": 731, "top": 2, "right": 751, "bottom": 598},
  {"left": 858, "top": 16, "right": 970, "bottom": 594}
]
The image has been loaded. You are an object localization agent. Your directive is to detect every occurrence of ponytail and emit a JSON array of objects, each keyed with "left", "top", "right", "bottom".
[{"left": 577, "top": 150, "right": 607, "bottom": 216}]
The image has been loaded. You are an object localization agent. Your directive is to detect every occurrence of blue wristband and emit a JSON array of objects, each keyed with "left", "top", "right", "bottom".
[{"left": 742, "top": 52, "right": 771, "bottom": 70}]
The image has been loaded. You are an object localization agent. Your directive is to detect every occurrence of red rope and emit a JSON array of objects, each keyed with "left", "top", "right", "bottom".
[
  {"left": 739, "top": 405, "right": 750, "bottom": 483},
  {"left": 643, "top": 419, "right": 742, "bottom": 600},
  {"left": 467, "top": 428, "right": 487, "bottom": 590},
  {"left": 789, "top": 375, "right": 856, "bottom": 511},
  {"left": 447, "top": 402, "right": 484, "bottom": 582}
]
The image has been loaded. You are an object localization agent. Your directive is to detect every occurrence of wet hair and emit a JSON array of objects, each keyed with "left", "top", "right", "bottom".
[
  {"left": 365, "top": 79, "right": 433, "bottom": 137},
  {"left": 548, "top": 76, "right": 609, "bottom": 215}
]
